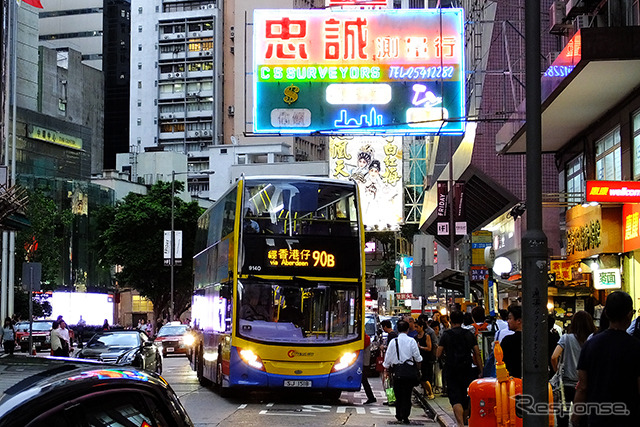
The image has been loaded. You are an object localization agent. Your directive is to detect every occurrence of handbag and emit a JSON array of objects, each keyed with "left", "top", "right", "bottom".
[
  {"left": 375, "top": 354, "right": 385, "bottom": 372},
  {"left": 391, "top": 338, "right": 420, "bottom": 386}
]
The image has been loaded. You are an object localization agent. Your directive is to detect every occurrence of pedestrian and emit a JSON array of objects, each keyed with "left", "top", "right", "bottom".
[
  {"left": 51, "top": 321, "right": 64, "bottom": 356},
  {"left": 547, "top": 313, "right": 561, "bottom": 379},
  {"left": 550, "top": 310, "right": 595, "bottom": 427},
  {"left": 571, "top": 291, "right": 640, "bottom": 427},
  {"left": 58, "top": 320, "right": 71, "bottom": 356},
  {"left": 462, "top": 312, "right": 475, "bottom": 332},
  {"left": 102, "top": 319, "right": 110, "bottom": 331},
  {"left": 145, "top": 319, "right": 153, "bottom": 337},
  {"left": 471, "top": 306, "right": 488, "bottom": 336},
  {"left": 383, "top": 320, "right": 422, "bottom": 425},
  {"left": 2, "top": 317, "right": 16, "bottom": 355},
  {"left": 360, "top": 333, "right": 376, "bottom": 404},
  {"left": 499, "top": 304, "right": 522, "bottom": 378},
  {"left": 495, "top": 309, "right": 509, "bottom": 331},
  {"left": 429, "top": 320, "right": 444, "bottom": 394},
  {"left": 440, "top": 314, "right": 450, "bottom": 330},
  {"left": 404, "top": 315, "right": 418, "bottom": 338},
  {"left": 436, "top": 310, "right": 481, "bottom": 427},
  {"left": 380, "top": 319, "right": 398, "bottom": 406},
  {"left": 414, "top": 320, "right": 435, "bottom": 399},
  {"left": 76, "top": 315, "right": 86, "bottom": 348}
]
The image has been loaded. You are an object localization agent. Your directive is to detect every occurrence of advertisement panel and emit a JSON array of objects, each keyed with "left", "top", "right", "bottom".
[
  {"left": 587, "top": 180, "right": 640, "bottom": 203},
  {"left": 253, "top": 9, "right": 465, "bottom": 135},
  {"left": 329, "top": 135, "right": 402, "bottom": 230},
  {"left": 623, "top": 203, "right": 640, "bottom": 252}
]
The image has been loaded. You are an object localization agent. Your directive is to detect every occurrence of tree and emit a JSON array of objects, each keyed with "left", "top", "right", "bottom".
[
  {"left": 16, "top": 189, "right": 73, "bottom": 290},
  {"left": 95, "top": 181, "right": 203, "bottom": 322},
  {"left": 13, "top": 288, "right": 53, "bottom": 320}
]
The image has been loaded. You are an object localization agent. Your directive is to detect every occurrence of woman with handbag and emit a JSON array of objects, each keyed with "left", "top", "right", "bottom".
[
  {"left": 550, "top": 310, "right": 595, "bottom": 427},
  {"left": 383, "top": 320, "right": 422, "bottom": 425}
]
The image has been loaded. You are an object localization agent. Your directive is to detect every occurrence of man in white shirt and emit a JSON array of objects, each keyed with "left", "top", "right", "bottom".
[
  {"left": 58, "top": 320, "right": 71, "bottom": 356},
  {"left": 383, "top": 320, "right": 422, "bottom": 424}
]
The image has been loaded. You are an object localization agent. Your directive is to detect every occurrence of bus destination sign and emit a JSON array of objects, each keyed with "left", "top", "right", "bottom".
[{"left": 242, "top": 235, "right": 360, "bottom": 277}]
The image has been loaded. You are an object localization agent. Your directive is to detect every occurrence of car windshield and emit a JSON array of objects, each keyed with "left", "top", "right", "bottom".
[
  {"left": 87, "top": 333, "right": 140, "bottom": 348},
  {"left": 157, "top": 325, "right": 188, "bottom": 337},
  {"left": 16, "top": 322, "right": 52, "bottom": 332}
]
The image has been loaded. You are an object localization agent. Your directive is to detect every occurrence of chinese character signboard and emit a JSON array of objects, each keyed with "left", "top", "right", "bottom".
[
  {"left": 253, "top": 9, "right": 465, "bottom": 135},
  {"left": 623, "top": 203, "right": 640, "bottom": 252},
  {"left": 329, "top": 136, "right": 402, "bottom": 230},
  {"left": 593, "top": 268, "right": 621, "bottom": 290},
  {"left": 586, "top": 180, "right": 640, "bottom": 203}
]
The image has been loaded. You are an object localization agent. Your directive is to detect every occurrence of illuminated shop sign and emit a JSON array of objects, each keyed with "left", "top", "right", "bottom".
[
  {"left": 593, "top": 268, "right": 621, "bottom": 290},
  {"left": 586, "top": 180, "right": 640, "bottom": 203},
  {"left": 565, "top": 204, "right": 622, "bottom": 262},
  {"left": 28, "top": 125, "right": 83, "bottom": 150},
  {"left": 326, "top": 0, "right": 389, "bottom": 8},
  {"left": 253, "top": 9, "right": 465, "bottom": 135},
  {"left": 623, "top": 203, "right": 640, "bottom": 252}
]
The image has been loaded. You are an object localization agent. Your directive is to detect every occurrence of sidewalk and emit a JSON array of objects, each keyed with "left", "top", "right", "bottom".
[{"left": 415, "top": 391, "right": 458, "bottom": 427}]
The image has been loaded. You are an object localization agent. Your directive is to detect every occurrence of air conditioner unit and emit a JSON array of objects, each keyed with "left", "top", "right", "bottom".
[
  {"left": 198, "top": 52, "right": 203, "bottom": 56},
  {"left": 194, "top": 131, "right": 200, "bottom": 136},
  {"left": 549, "top": 0, "right": 568, "bottom": 35},
  {"left": 163, "top": 35, "right": 169, "bottom": 39},
  {"left": 200, "top": 142, "right": 206, "bottom": 148},
  {"left": 193, "top": 32, "right": 199, "bottom": 37},
  {"left": 177, "top": 34, "right": 183, "bottom": 38},
  {"left": 175, "top": 72, "right": 181, "bottom": 77},
  {"left": 168, "top": 114, "right": 173, "bottom": 118},
  {"left": 208, "top": 4, "right": 214, "bottom": 8},
  {"left": 167, "top": 73, "right": 173, "bottom": 78},
  {"left": 575, "top": 14, "right": 590, "bottom": 29},
  {"left": 205, "top": 51, "right": 212, "bottom": 56},
  {"left": 203, "top": 130, "right": 209, "bottom": 136},
  {"left": 160, "top": 114, "right": 166, "bottom": 119}
]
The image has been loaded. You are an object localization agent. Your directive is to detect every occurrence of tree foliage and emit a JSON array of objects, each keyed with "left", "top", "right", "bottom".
[
  {"left": 13, "top": 288, "right": 53, "bottom": 320},
  {"left": 16, "top": 190, "right": 73, "bottom": 289},
  {"left": 95, "top": 181, "right": 203, "bottom": 321}
]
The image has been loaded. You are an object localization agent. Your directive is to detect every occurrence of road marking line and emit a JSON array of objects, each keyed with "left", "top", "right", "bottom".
[
  {"left": 238, "top": 404, "right": 247, "bottom": 409},
  {"left": 259, "top": 411, "right": 315, "bottom": 417}
]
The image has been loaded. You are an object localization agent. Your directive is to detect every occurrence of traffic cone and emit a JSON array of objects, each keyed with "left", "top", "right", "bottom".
[{"left": 31, "top": 345, "right": 37, "bottom": 355}]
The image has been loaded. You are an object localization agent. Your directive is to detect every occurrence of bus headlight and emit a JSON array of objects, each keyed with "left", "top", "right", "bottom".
[
  {"left": 183, "top": 333, "right": 195, "bottom": 347},
  {"left": 238, "top": 348, "right": 265, "bottom": 371},
  {"left": 331, "top": 351, "right": 359, "bottom": 373}
]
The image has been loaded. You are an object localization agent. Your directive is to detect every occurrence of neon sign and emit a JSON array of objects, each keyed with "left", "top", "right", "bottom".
[
  {"left": 586, "top": 180, "right": 640, "bottom": 203},
  {"left": 254, "top": 9, "right": 465, "bottom": 135}
]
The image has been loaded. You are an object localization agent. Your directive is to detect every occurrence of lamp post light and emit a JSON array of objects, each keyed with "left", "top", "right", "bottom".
[{"left": 169, "top": 169, "right": 214, "bottom": 322}]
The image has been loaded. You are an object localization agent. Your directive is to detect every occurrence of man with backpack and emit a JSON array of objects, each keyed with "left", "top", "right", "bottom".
[{"left": 436, "top": 310, "right": 481, "bottom": 427}]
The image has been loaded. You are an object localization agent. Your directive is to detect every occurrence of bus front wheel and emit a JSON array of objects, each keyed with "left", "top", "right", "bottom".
[
  {"left": 216, "top": 360, "right": 230, "bottom": 398},
  {"left": 322, "top": 390, "right": 342, "bottom": 402}
]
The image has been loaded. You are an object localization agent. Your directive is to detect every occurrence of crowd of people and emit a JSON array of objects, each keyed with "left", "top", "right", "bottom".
[{"left": 365, "top": 290, "right": 640, "bottom": 427}]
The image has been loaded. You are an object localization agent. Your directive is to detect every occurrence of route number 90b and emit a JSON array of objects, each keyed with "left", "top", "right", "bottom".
[{"left": 312, "top": 251, "right": 335, "bottom": 268}]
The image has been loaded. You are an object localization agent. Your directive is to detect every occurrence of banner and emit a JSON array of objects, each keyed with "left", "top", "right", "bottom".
[
  {"left": 329, "top": 136, "right": 402, "bottom": 230},
  {"left": 453, "top": 180, "right": 466, "bottom": 235}
]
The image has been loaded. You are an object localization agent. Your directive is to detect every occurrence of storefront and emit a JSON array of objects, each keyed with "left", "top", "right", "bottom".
[{"left": 555, "top": 203, "right": 623, "bottom": 328}]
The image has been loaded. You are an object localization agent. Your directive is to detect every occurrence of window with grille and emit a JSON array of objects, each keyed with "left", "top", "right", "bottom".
[
  {"left": 565, "top": 154, "right": 584, "bottom": 206},
  {"left": 132, "top": 295, "right": 153, "bottom": 312},
  {"left": 595, "top": 127, "right": 621, "bottom": 181},
  {"left": 633, "top": 110, "right": 640, "bottom": 179}
]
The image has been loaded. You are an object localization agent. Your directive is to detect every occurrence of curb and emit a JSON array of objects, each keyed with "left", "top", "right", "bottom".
[{"left": 413, "top": 389, "right": 457, "bottom": 427}]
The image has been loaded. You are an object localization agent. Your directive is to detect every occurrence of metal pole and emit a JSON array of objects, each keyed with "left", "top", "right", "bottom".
[
  {"left": 1, "top": 231, "right": 7, "bottom": 322},
  {"left": 170, "top": 170, "right": 175, "bottom": 322},
  {"left": 28, "top": 267, "right": 33, "bottom": 354},
  {"left": 522, "top": 0, "right": 549, "bottom": 425},
  {"left": 8, "top": 233, "right": 14, "bottom": 317}
]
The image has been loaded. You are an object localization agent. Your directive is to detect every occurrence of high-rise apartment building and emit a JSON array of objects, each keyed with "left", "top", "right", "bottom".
[
  {"left": 39, "top": 0, "right": 131, "bottom": 171},
  {"left": 129, "top": 0, "right": 223, "bottom": 197}
]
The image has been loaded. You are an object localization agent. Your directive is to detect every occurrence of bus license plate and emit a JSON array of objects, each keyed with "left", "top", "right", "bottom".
[{"left": 284, "top": 380, "right": 312, "bottom": 387}]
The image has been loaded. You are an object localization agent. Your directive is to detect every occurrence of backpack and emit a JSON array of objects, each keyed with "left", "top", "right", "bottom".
[{"left": 444, "top": 328, "right": 473, "bottom": 370}]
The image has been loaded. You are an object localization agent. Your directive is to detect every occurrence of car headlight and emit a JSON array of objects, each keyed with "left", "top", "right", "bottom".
[
  {"left": 331, "top": 351, "right": 359, "bottom": 372},
  {"left": 117, "top": 349, "right": 138, "bottom": 365},
  {"left": 183, "top": 333, "right": 195, "bottom": 347}
]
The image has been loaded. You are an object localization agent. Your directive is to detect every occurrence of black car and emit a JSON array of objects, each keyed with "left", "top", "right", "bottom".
[
  {"left": 0, "top": 355, "right": 193, "bottom": 426},
  {"left": 76, "top": 330, "right": 162, "bottom": 374}
]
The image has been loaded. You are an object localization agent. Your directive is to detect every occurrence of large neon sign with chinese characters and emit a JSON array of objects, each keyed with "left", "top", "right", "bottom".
[{"left": 253, "top": 9, "right": 465, "bottom": 135}]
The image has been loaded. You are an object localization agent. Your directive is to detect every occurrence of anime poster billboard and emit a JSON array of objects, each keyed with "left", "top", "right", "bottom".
[
  {"left": 329, "top": 136, "right": 403, "bottom": 230},
  {"left": 253, "top": 9, "right": 465, "bottom": 135}
]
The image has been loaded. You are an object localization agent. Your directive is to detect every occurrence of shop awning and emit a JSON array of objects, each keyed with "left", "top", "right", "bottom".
[
  {"left": 498, "top": 26, "right": 640, "bottom": 154},
  {"left": 429, "top": 268, "right": 484, "bottom": 299},
  {"left": 420, "top": 166, "right": 519, "bottom": 248}
]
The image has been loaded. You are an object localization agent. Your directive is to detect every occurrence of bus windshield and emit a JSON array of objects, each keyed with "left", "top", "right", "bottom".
[
  {"left": 237, "top": 279, "right": 360, "bottom": 345},
  {"left": 243, "top": 180, "right": 358, "bottom": 237}
]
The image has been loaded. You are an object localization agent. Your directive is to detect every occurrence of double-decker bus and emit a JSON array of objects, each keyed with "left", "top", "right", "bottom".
[{"left": 190, "top": 176, "right": 366, "bottom": 398}]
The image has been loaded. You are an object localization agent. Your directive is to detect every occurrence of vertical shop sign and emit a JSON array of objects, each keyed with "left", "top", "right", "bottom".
[
  {"left": 436, "top": 181, "right": 449, "bottom": 235},
  {"left": 453, "top": 180, "right": 466, "bottom": 235}
]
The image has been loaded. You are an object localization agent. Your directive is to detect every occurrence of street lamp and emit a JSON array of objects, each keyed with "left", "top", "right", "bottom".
[{"left": 169, "top": 169, "right": 214, "bottom": 321}]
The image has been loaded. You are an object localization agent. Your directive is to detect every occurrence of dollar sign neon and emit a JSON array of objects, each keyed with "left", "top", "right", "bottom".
[{"left": 283, "top": 85, "right": 300, "bottom": 105}]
